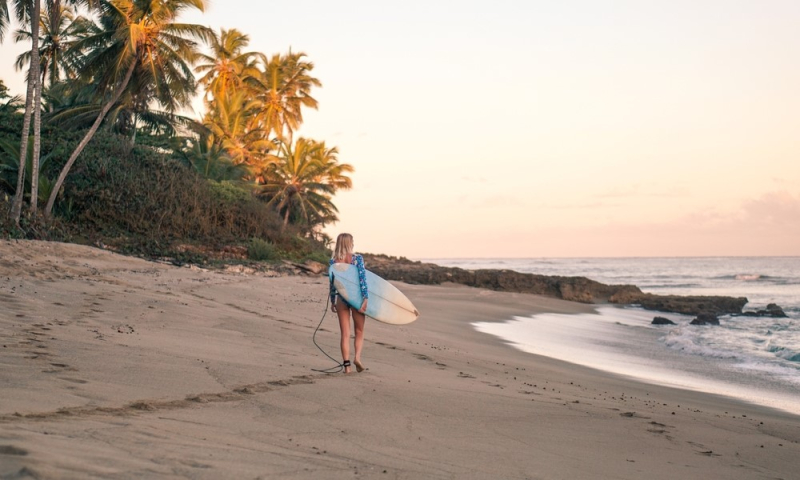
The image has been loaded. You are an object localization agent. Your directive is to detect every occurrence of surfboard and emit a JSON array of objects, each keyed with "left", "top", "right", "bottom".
[{"left": 329, "top": 263, "right": 420, "bottom": 325}]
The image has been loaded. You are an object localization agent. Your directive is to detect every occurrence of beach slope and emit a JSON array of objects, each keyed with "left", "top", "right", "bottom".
[{"left": 1, "top": 240, "right": 798, "bottom": 479}]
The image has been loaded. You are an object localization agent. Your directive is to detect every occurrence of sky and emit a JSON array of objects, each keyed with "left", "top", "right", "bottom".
[{"left": 1, "top": 0, "right": 799, "bottom": 258}]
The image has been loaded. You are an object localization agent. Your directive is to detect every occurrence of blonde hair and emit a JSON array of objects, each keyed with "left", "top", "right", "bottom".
[{"left": 332, "top": 233, "right": 354, "bottom": 262}]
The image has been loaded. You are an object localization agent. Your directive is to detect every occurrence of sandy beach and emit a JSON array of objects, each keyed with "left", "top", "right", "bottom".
[{"left": 1, "top": 240, "right": 798, "bottom": 479}]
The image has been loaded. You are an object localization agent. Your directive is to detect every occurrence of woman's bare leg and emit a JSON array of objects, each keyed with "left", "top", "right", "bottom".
[
  {"left": 336, "top": 298, "right": 352, "bottom": 372},
  {"left": 352, "top": 310, "right": 366, "bottom": 371}
]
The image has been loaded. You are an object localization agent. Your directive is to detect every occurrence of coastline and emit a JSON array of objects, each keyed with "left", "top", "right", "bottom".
[{"left": 1, "top": 240, "right": 798, "bottom": 479}]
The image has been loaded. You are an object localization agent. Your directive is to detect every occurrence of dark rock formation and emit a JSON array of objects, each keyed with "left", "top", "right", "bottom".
[
  {"left": 764, "top": 303, "right": 787, "bottom": 317},
  {"left": 362, "top": 254, "right": 642, "bottom": 303},
  {"left": 652, "top": 316, "right": 676, "bottom": 325},
  {"left": 739, "top": 303, "right": 788, "bottom": 318},
  {"left": 610, "top": 292, "right": 748, "bottom": 316},
  {"left": 690, "top": 313, "right": 720, "bottom": 325},
  {"left": 361, "top": 254, "right": 749, "bottom": 316}
]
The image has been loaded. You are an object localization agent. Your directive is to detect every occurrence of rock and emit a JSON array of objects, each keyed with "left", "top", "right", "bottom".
[
  {"left": 742, "top": 303, "right": 788, "bottom": 318},
  {"left": 652, "top": 316, "right": 676, "bottom": 325},
  {"left": 223, "top": 265, "right": 255, "bottom": 275},
  {"left": 618, "top": 293, "right": 747, "bottom": 316},
  {"left": 764, "top": 303, "right": 787, "bottom": 318},
  {"left": 690, "top": 313, "right": 720, "bottom": 326},
  {"left": 293, "top": 260, "right": 326, "bottom": 275}
]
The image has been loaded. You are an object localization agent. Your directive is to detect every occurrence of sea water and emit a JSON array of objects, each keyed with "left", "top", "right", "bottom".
[{"left": 425, "top": 257, "right": 800, "bottom": 415}]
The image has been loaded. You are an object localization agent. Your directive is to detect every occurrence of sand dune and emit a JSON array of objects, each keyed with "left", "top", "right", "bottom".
[{"left": 1, "top": 240, "right": 798, "bottom": 479}]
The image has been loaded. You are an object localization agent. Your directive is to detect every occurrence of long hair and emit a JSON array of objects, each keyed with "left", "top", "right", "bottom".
[{"left": 332, "top": 233, "right": 354, "bottom": 262}]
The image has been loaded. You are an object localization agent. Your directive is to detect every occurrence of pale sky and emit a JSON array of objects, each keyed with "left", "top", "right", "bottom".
[{"left": 1, "top": 1, "right": 799, "bottom": 258}]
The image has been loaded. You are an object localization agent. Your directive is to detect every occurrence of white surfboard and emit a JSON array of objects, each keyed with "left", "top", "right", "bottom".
[{"left": 329, "top": 263, "right": 420, "bottom": 325}]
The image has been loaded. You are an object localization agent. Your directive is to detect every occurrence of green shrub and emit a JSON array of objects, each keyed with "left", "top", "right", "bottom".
[
  {"left": 305, "top": 249, "right": 331, "bottom": 264},
  {"left": 207, "top": 180, "right": 252, "bottom": 204},
  {"left": 248, "top": 238, "right": 278, "bottom": 261}
]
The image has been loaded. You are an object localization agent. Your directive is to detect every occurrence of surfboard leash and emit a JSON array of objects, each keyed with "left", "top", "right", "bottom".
[{"left": 311, "top": 285, "right": 345, "bottom": 374}]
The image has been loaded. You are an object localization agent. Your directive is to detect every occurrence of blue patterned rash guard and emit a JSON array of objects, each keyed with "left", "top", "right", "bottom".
[{"left": 329, "top": 254, "right": 369, "bottom": 306}]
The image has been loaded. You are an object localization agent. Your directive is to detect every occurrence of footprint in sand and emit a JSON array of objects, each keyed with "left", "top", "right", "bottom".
[
  {"left": 58, "top": 377, "right": 88, "bottom": 384},
  {"left": 375, "top": 341, "right": 404, "bottom": 351},
  {"left": 0, "top": 445, "right": 28, "bottom": 456},
  {"left": 458, "top": 372, "right": 475, "bottom": 379}
]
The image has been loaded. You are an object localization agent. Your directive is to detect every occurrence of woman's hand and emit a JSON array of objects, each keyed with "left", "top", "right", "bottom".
[
  {"left": 359, "top": 299, "right": 368, "bottom": 313},
  {"left": 331, "top": 303, "right": 337, "bottom": 313}
]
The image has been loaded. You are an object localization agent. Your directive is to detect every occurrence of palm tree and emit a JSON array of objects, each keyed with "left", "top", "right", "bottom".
[
  {"left": 5, "top": 0, "right": 42, "bottom": 221},
  {"left": 5, "top": 0, "right": 94, "bottom": 220},
  {"left": 14, "top": 1, "right": 94, "bottom": 88},
  {"left": 254, "top": 51, "right": 320, "bottom": 143},
  {"left": 176, "top": 134, "right": 251, "bottom": 182},
  {"left": 44, "top": 0, "right": 211, "bottom": 216},
  {"left": 259, "top": 137, "right": 353, "bottom": 230},
  {"left": 203, "top": 89, "right": 273, "bottom": 170},
  {"left": 195, "top": 27, "right": 263, "bottom": 105}
]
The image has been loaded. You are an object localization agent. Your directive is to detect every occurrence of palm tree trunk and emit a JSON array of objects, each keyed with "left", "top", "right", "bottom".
[
  {"left": 130, "top": 113, "right": 137, "bottom": 147},
  {"left": 44, "top": 58, "right": 137, "bottom": 217},
  {"left": 30, "top": 56, "right": 44, "bottom": 215},
  {"left": 10, "top": 0, "right": 42, "bottom": 223}
]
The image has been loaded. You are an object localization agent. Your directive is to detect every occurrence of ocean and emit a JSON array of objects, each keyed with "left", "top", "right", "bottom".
[{"left": 424, "top": 257, "right": 800, "bottom": 415}]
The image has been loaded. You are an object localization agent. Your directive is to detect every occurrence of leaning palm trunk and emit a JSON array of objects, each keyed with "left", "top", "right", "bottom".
[
  {"left": 44, "top": 59, "right": 137, "bottom": 217},
  {"left": 10, "top": 0, "right": 42, "bottom": 223}
]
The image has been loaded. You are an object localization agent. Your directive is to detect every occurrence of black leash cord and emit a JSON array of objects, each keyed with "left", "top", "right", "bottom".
[{"left": 312, "top": 292, "right": 344, "bottom": 374}]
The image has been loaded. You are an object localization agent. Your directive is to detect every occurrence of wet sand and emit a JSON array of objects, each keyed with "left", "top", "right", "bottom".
[{"left": 1, "top": 240, "right": 798, "bottom": 479}]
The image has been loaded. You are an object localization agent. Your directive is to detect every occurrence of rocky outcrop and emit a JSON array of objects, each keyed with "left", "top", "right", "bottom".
[
  {"left": 740, "top": 303, "right": 788, "bottom": 318},
  {"left": 690, "top": 313, "right": 720, "bottom": 325},
  {"left": 362, "top": 254, "right": 642, "bottom": 303},
  {"left": 652, "top": 317, "right": 676, "bottom": 325},
  {"left": 362, "top": 254, "right": 750, "bottom": 316},
  {"left": 609, "top": 291, "right": 748, "bottom": 316}
]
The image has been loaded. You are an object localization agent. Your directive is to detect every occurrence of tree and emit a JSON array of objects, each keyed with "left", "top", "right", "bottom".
[
  {"left": 44, "top": 0, "right": 211, "bottom": 216},
  {"left": 254, "top": 51, "right": 320, "bottom": 143},
  {"left": 176, "top": 134, "right": 251, "bottom": 182},
  {"left": 6, "top": 0, "right": 42, "bottom": 221},
  {"left": 5, "top": 0, "right": 95, "bottom": 220},
  {"left": 259, "top": 137, "right": 353, "bottom": 230},
  {"left": 14, "top": 1, "right": 93, "bottom": 88},
  {"left": 195, "top": 27, "right": 263, "bottom": 105},
  {"left": 202, "top": 89, "right": 273, "bottom": 170}
]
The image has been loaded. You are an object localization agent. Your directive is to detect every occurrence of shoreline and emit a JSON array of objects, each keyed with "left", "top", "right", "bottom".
[
  {"left": 1, "top": 240, "right": 799, "bottom": 478},
  {"left": 473, "top": 304, "right": 800, "bottom": 417}
]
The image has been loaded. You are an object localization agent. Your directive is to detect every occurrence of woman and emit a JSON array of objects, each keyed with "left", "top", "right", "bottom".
[{"left": 329, "top": 233, "right": 369, "bottom": 373}]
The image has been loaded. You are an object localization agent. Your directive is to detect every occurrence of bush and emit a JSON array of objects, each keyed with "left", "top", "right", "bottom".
[
  {"left": 305, "top": 249, "right": 331, "bottom": 265},
  {"left": 248, "top": 238, "right": 278, "bottom": 261},
  {"left": 57, "top": 132, "right": 287, "bottom": 246}
]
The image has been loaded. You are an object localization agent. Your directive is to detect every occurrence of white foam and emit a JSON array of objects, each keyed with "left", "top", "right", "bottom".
[
  {"left": 473, "top": 306, "right": 800, "bottom": 415},
  {"left": 735, "top": 274, "right": 761, "bottom": 281}
]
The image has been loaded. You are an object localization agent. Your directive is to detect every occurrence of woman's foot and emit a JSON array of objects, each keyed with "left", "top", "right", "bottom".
[
  {"left": 342, "top": 360, "right": 352, "bottom": 374},
  {"left": 353, "top": 359, "right": 365, "bottom": 373}
]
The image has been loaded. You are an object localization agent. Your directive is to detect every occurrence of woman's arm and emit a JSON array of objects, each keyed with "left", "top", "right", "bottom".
[
  {"left": 355, "top": 255, "right": 369, "bottom": 300},
  {"left": 355, "top": 254, "right": 369, "bottom": 313},
  {"left": 329, "top": 259, "right": 338, "bottom": 308}
]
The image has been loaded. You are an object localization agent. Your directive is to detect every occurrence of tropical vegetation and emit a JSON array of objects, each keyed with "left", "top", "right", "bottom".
[{"left": 0, "top": 0, "right": 353, "bottom": 262}]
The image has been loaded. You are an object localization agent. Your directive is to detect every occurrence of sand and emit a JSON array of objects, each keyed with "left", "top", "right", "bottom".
[{"left": 0, "top": 239, "right": 798, "bottom": 479}]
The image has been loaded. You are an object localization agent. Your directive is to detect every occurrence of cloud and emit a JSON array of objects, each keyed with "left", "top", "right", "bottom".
[
  {"left": 467, "top": 194, "right": 521, "bottom": 209},
  {"left": 544, "top": 201, "right": 620, "bottom": 210},
  {"left": 460, "top": 176, "right": 488, "bottom": 183},
  {"left": 594, "top": 183, "right": 689, "bottom": 199},
  {"left": 740, "top": 191, "right": 800, "bottom": 227}
]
